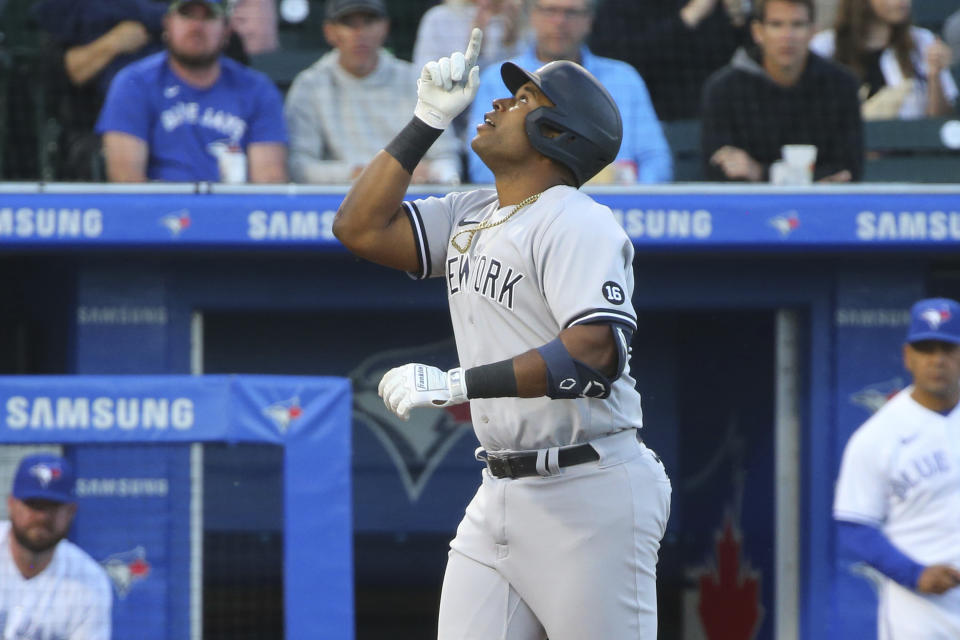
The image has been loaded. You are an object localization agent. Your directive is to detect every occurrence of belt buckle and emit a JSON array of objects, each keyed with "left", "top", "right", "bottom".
[{"left": 487, "top": 454, "right": 517, "bottom": 478}]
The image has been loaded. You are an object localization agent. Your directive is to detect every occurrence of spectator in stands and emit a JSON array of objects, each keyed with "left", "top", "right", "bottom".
[
  {"left": 32, "top": 0, "right": 167, "bottom": 95},
  {"left": 96, "top": 0, "right": 288, "bottom": 183},
  {"left": 589, "top": 0, "right": 752, "bottom": 121},
  {"left": 413, "top": 0, "right": 528, "bottom": 151},
  {"left": 466, "top": 0, "right": 672, "bottom": 184},
  {"left": 32, "top": 0, "right": 253, "bottom": 95},
  {"left": 701, "top": 0, "right": 864, "bottom": 181},
  {"left": 1, "top": 454, "right": 112, "bottom": 639},
  {"left": 32, "top": 0, "right": 256, "bottom": 180},
  {"left": 810, "top": 0, "right": 957, "bottom": 119},
  {"left": 946, "top": 8, "right": 960, "bottom": 64},
  {"left": 413, "top": 0, "right": 527, "bottom": 71},
  {"left": 284, "top": 0, "right": 461, "bottom": 184},
  {"left": 230, "top": 0, "right": 279, "bottom": 55}
]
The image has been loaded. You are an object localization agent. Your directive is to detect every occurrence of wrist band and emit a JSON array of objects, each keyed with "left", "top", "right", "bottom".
[
  {"left": 465, "top": 359, "right": 518, "bottom": 399},
  {"left": 384, "top": 117, "right": 443, "bottom": 175}
]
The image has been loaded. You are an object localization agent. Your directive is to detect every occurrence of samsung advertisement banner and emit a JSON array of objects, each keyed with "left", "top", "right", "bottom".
[
  {"left": 0, "top": 189, "right": 958, "bottom": 249},
  {"left": 0, "top": 375, "right": 353, "bottom": 640}
]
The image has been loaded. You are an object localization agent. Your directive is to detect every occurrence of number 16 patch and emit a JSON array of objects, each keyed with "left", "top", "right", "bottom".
[{"left": 602, "top": 281, "right": 625, "bottom": 305}]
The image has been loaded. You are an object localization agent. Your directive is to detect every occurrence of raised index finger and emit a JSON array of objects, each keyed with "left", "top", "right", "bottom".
[{"left": 464, "top": 27, "right": 483, "bottom": 69}]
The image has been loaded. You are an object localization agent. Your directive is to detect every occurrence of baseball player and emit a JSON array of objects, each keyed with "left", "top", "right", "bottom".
[
  {"left": 834, "top": 297, "right": 960, "bottom": 639},
  {"left": 1, "top": 453, "right": 112, "bottom": 639},
  {"left": 333, "top": 28, "right": 671, "bottom": 640}
]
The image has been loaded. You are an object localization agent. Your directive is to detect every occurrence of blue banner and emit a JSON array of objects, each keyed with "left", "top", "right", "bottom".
[
  {"left": 71, "top": 445, "right": 192, "bottom": 640},
  {"left": 0, "top": 375, "right": 344, "bottom": 444},
  {"left": 0, "top": 189, "right": 958, "bottom": 248},
  {"left": 0, "top": 375, "right": 354, "bottom": 640},
  {"left": 829, "top": 271, "right": 924, "bottom": 640}
]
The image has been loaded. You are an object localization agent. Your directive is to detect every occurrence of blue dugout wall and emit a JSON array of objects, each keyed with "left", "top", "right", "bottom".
[
  {"left": 1, "top": 183, "right": 959, "bottom": 639},
  {"left": 0, "top": 375, "right": 353, "bottom": 640}
]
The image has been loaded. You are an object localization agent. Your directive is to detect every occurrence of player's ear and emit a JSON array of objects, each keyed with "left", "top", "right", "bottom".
[
  {"left": 322, "top": 21, "right": 338, "bottom": 48},
  {"left": 902, "top": 343, "right": 914, "bottom": 371},
  {"left": 64, "top": 501, "right": 79, "bottom": 523},
  {"left": 750, "top": 16, "right": 763, "bottom": 45}
]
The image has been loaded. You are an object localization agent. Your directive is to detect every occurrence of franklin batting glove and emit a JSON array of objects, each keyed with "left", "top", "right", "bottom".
[
  {"left": 414, "top": 28, "right": 483, "bottom": 130},
  {"left": 378, "top": 363, "right": 468, "bottom": 421}
]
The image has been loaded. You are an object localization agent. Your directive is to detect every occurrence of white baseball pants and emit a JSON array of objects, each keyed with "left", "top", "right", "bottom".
[{"left": 437, "top": 429, "right": 672, "bottom": 640}]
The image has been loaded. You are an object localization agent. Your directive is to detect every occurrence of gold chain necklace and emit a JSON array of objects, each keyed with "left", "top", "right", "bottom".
[{"left": 450, "top": 192, "right": 542, "bottom": 254}]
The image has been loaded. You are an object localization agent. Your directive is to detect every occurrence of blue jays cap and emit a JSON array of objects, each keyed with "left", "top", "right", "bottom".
[
  {"left": 12, "top": 454, "right": 76, "bottom": 503},
  {"left": 169, "top": 0, "right": 229, "bottom": 17},
  {"left": 325, "top": 0, "right": 386, "bottom": 21},
  {"left": 906, "top": 298, "right": 960, "bottom": 345}
]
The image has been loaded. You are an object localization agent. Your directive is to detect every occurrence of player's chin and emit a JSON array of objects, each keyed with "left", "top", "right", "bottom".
[
  {"left": 20, "top": 529, "right": 63, "bottom": 553},
  {"left": 469, "top": 134, "right": 486, "bottom": 153}
]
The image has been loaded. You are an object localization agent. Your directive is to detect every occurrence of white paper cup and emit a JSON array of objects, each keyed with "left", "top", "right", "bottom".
[
  {"left": 781, "top": 144, "right": 817, "bottom": 184},
  {"left": 782, "top": 144, "right": 817, "bottom": 167}
]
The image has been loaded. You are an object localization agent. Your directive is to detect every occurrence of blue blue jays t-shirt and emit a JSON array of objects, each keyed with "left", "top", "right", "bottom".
[{"left": 96, "top": 52, "right": 288, "bottom": 182}]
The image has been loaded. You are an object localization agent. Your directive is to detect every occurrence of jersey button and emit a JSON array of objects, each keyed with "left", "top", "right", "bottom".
[{"left": 480, "top": 415, "right": 489, "bottom": 423}]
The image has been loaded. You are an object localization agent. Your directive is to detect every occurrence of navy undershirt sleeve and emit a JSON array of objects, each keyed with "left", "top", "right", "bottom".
[{"left": 837, "top": 520, "right": 925, "bottom": 589}]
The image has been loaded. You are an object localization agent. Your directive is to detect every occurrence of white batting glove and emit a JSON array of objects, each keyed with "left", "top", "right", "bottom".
[
  {"left": 414, "top": 28, "right": 483, "bottom": 130},
  {"left": 378, "top": 363, "right": 468, "bottom": 421}
]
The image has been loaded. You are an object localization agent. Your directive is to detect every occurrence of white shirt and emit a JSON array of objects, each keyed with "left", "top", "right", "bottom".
[
  {"left": 0, "top": 522, "right": 112, "bottom": 640},
  {"left": 810, "top": 26, "right": 959, "bottom": 119},
  {"left": 412, "top": 3, "right": 525, "bottom": 72},
  {"left": 834, "top": 388, "right": 960, "bottom": 638}
]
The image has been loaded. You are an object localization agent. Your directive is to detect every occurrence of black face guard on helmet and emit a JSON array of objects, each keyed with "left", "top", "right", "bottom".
[{"left": 500, "top": 60, "right": 623, "bottom": 187}]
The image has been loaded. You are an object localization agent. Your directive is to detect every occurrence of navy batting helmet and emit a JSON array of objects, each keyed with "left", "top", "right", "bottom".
[{"left": 501, "top": 60, "right": 623, "bottom": 187}]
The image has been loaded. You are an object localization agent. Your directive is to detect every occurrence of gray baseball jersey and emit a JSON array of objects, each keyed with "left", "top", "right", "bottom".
[{"left": 404, "top": 184, "right": 643, "bottom": 452}]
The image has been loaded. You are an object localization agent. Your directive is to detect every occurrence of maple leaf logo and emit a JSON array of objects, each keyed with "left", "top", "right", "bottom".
[{"left": 698, "top": 516, "right": 763, "bottom": 640}]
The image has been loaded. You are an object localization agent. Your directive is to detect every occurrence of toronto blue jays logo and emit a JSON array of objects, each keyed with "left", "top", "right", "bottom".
[
  {"left": 350, "top": 339, "right": 473, "bottom": 501},
  {"left": 101, "top": 546, "right": 151, "bottom": 599},
  {"left": 768, "top": 211, "right": 800, "bottom": 237},
  {"left": 850, "top": 378, "right": 904, "bottom": 414},
  {"left": 159, "top": 209, "right": 191, "bottom": 237},
  {"left": 28, "top": 462, "right": 63, "bottom": 488},
  {"left": 263, "top": 395, "right": 303, "bottom": 433},
  {"left": 920, "top": 306, "right": 951, "bottom": 329}
]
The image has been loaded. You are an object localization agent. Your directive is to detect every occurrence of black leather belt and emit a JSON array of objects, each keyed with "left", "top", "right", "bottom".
[{"left": 484, "top": 443, "right": 600, "bottom": 479}]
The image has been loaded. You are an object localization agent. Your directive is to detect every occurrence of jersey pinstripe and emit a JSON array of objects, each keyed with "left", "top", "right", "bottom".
[
  {"left": 0, "top": 521, "right": 112, "bottom": 640},
  {"left": 404, "top": 185, "right": 643, "bottom": 452}
]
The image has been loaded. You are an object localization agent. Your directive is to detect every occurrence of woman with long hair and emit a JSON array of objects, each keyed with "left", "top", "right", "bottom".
[{"left": 810, "top": 0, "right": 956, "bottom": 118}]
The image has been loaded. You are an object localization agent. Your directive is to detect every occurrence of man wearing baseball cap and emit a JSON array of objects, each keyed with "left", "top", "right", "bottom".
[
  {"left": 283, "top": 0, "right": 462, "bottom": 184},
  {"left": 1, "top": 453, "right": 112, "bottom": 638},
  {"left": 833, "top": 297, "right": 960, "bottom": 639},
  {"left": 96, "top": 0, "right": 288, "bottom": 183}
]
